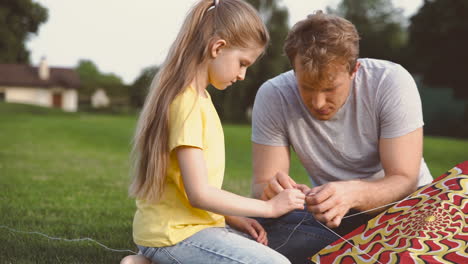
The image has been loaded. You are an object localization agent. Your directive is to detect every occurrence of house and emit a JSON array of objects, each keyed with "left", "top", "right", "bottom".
[
  {"left": 91, "top": 88, "right": 110, "bottom": 108},
  {"left": 0, "top": 58, "right": 80, "bottom": 112}
]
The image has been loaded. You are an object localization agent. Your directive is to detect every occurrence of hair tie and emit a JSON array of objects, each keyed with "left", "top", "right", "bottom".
[{"left": 207, "top": 0, "right": 219, "bottom": 12}]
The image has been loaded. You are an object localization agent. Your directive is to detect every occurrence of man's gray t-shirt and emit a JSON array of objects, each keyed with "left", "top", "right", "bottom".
[{"left": 252, "top": 58, "right": 432, "bottom": 187}]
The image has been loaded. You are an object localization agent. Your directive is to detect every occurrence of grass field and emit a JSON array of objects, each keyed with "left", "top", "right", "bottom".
[{"left": 0, "top": 102, "right": 466, "bottom": 263}]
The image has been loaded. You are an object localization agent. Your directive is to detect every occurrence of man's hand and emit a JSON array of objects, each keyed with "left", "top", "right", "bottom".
[
  {"left": 225, "top": 216, "right": 268, "bottom": 245},
  {"left": 305, "top": 181, "right": 358, "bottom": 228},
  {"left": 295, "top": 183, "right": 311, "bottom": 195},
  {"left": 260, "top": 172, "right": 298, "bottom": 200}
]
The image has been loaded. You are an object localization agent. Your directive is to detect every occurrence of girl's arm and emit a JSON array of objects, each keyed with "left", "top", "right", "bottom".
[{"left": 176, "top": 146, "right": 305, "bottom": 218}]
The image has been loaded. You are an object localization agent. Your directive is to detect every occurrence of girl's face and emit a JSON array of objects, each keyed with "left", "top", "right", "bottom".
[{"left": 207, "top": 41, "right": 264, "bottom": 90}]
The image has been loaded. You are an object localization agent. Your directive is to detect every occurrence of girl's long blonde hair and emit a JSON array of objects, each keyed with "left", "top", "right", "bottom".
[{"left": 129, "top": 0, "right": 269, "bottom": 202}]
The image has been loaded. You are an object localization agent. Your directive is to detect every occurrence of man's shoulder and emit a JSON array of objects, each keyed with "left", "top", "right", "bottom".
[
  {"left": 357, "top": 58, "right": 412, "bottom": 89},
  {"left": 260, "top": 70, "right": 296, "bottom": 90},
  {"left": 254, "top": 70, "right": 299, "bottom": 116},
  {"left": 358, "top": 58, "right": 407, "bottom": 76},
  {"left": 358, "top": 58, "right": 401, "bottom": 71}
]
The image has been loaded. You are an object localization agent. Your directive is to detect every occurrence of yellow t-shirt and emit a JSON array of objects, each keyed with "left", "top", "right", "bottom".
[{"left": 133, "top": 86, "right": 226, "bottom": 247}]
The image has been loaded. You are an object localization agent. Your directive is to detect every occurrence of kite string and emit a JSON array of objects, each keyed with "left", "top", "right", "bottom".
[
  {"left": 269, "top": 209, "right": 384, "bottom": 264},
  {"left": 315, "top": 221, "right": 384, "bottom": 264},
  {"left": 274, "top": 183, "right": 459, "bottom": 258},
  {"left": 0, "top": 225, "right": 138, "bottom": 254},
  {"left": 343, "top": 183, "right": 458, "bottom": 219},
  {"left": 274, "top": 210, "right": 310, "bottom": 250}
]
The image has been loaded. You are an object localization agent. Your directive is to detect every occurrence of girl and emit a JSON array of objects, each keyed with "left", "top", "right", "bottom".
[{"left": 124, "top": 0, "right": 305, "bottom": 263}]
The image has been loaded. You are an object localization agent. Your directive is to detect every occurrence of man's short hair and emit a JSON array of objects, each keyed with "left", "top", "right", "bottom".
[{"left": 284, "top": 11, "right": 360, "bottom": 82}]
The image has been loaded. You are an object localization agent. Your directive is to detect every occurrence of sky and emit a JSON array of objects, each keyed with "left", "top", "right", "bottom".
[{"left": 27, "top": 0, "right": 423, "bottom": 84}]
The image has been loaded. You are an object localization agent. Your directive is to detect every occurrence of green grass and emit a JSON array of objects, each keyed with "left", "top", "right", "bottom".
[{"left": 0, "top": 102, "right": 466, "bottom": 263}]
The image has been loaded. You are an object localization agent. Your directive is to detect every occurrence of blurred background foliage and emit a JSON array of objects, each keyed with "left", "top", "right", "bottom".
[
  {"left": 0, "top": 0, "right": 48, "bottom": 63},
  {"left": 0, "top": 0, "right": 467, "bottom": 138}
]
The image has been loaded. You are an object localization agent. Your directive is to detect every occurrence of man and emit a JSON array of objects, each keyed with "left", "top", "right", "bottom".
[{"left": 251, "top": 11, "right": 432, "bottom": 263}]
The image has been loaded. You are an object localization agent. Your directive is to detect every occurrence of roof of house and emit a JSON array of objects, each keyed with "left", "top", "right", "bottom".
[{"left": 0, "top": 64, "right": 80, "bottom": 89}]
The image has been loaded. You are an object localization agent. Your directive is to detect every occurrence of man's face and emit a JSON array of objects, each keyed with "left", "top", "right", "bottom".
[{"left": 294, "top": 56, "right": 359, "bottom": 121}]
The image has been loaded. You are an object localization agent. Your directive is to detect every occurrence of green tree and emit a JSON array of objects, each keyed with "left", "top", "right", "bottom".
[
  {"left": 407, "top": 0, "right": 468, "bottom": 100},
  {"left": 0, "top": 0, "right": 48, "bottom": 63},
  {"left": 130, "top": 65, "right": 159, "bottom": 107},
  {"left": 210, "top": 0, "right": 291, "bottom": 122},
  {"left": 76, "top": 60, "right": 101, "bottom": 96},
  {"left": 328, "top": 0, "right": 406, "bottom": 63},
  {"left": 408, "top": 0, "right": 468, "bottom": 126},
  {"left": 76, "top": 59, "right": 127, "bottom": 106}
]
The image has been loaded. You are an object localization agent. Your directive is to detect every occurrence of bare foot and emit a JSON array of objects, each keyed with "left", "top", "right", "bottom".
[{"left": 120, "top": 255, "right": 152, "bottom": 264}]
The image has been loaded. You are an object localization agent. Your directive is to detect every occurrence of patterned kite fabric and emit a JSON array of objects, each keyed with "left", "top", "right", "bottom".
[{"left": 311, "top": 161, "right": 468, "bottom": 264}]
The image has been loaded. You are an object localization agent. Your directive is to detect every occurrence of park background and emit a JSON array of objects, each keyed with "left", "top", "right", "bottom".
[{"left": 1, "top": 0, "right": 467, "bottom": 263}]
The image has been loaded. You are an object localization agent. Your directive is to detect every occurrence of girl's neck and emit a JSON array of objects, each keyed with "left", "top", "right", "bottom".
[{"left": 190, "top": 66, "right": 210, "bottom": 98}]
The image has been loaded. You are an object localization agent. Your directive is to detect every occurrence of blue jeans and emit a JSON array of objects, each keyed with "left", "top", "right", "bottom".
[
  {"left": 255, "top": 209, "right": 373, "bottom": 264},
  {"left": 137, "top": 226, "right": 291, "bottom": 264}
]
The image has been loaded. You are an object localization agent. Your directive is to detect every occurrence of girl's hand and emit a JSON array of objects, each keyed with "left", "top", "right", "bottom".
[
  {"left": 267, "top": 189, "right": 305, "bottom": 218},
  {"left": 225, "top": 216, "right": 268, "bottom": 245}
]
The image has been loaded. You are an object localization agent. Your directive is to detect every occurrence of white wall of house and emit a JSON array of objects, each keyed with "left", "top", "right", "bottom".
[
  {"left": 0, "top": 86, "right": 78, "bottom": 112},
  {"left": 2, "top": 87, "right": 50, "bottom": 107}
]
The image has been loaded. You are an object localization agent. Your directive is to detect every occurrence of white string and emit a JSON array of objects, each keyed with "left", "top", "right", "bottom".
[
  {"left": 275, "top": 182, "right": 459, "bottom": 257},
  {"left": 315, "top": 221, "right": 384, "bottom": 264},
  {"left": 0, "top": 225, "right": 138, "bottom": 254},
  {"left": 274, "top": 210, "right": 310, "bottom": 250},
  {"left": 343, "top": 183, "right": 458, "bottom": 219},
  {"left": 0, "top": 148, "right": 138, "bottom": 255}
]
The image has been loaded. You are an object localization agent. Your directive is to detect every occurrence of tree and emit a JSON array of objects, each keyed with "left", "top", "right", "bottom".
[
  {"left": 0, "top": 0, "right": 48, "bottom": 63},
  {"left": 407, "top": 0, "right": 468, "bottom": 102},
  {"left": 210, "top": 0, "right": 291, "bottom": 122},
  {"left": 130, "top": 65, "right": 159, "bottom": 108},
  {"left": 76, "top": 60, "right": 101, "bottom": 96},
  {"left": 328, "top": 0, "right": 406, "bottom": 63},
  {"left": 406, "top": 0, "right": 468, "bottom": 136},
  {"left": 76, "top": 59, "right": 127, "bottom": 106}
]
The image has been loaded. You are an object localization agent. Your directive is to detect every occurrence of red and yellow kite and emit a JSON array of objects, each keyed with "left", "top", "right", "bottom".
[{"left": 311, "top": 161, "right": 468, "bottom": 264}]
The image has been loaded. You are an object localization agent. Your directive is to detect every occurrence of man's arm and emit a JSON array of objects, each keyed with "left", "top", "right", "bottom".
[
  {"left": 252, "top": 143, "right": 296, "bottom": 199},
  {"left": 356, "top": 127, "right": 422, "bottom": 210},
  {"left": 306, "top": 127, "right": 423, "bottom": 228}
]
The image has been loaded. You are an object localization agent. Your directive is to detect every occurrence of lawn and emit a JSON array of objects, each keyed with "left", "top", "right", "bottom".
[{"left": 0, "top": 102, "right": 466, "bottom": 263}]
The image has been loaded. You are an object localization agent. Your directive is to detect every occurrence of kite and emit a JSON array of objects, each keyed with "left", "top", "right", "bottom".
[{"left": 311, "top": 161, "right": 468, "bottom": 264}]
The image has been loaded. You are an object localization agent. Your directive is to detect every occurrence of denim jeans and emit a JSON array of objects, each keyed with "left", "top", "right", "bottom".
[
  {"left": 255, "top": 209, "right": 373, "bottom": 264},
  {"left": 137, "top": 226, "right": 291, "bottom": 264}
]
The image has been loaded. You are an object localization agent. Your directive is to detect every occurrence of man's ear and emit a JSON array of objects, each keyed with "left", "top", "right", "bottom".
[
  {"left": 210, "top": 39, "right": 227, "bottom": 58},
  {"left": 350, "top": 61, "right": 361, "bottom": 78}
]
